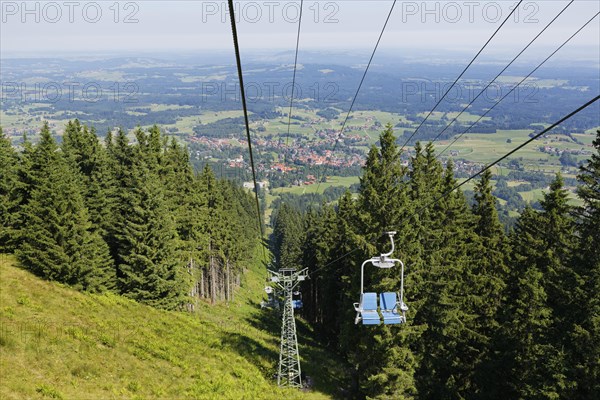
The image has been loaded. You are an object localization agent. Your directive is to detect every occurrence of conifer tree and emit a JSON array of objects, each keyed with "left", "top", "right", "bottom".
[
  {"left": 29, "top": 122, "right": 60, "bottom": 181},
  {"left": 351, "top": 124, "right": 418, "bottom": 399},
  {"left": 62, "top": 121, "right": 118, "bottom": 239},
  {"left": 302, "top": 204, "right": 340, "bottom": 334},
  {"left": 358, "top": 124, "right": 410, "bottom": 236},
  {"left": 0, "top": 128, "right": 22, "bottom": 251},
  {"left": 491, "top": 173, "right": 583, "bottom": 399},
  {"left": 538, "top": 173, "right": 577, "bottom": 337},
  {"left": 112, "top": 128, "right": 186, "bottom": 309},
  {"left": 12, "top": 132, "right": 36, "bottom": 249},
  {"left": 162, "top": 139, "right": 211, "bottom": 305},
  {"left": 470, "top": 169, "right": 510, "bottom": 396},
  {"left": 568, "top": 130, "right": 600, "bottom": 399},
  {"left": 271, "top": 203, "right": 304, "bottom": 269},
  {"left": 198, "top": 164, "right": 227, "bottom": 303},
  {"left": 333, "top": 191, "right": 366, "bottom": 355},
  {"left": 495, "top": 206, "right": 563, "bottom": 399},
  {"left": 17, "top": 126, "right": 114, "bottom": 291},
  {"left": 414, "top": 159, "right": 480, "bottom": 400}
]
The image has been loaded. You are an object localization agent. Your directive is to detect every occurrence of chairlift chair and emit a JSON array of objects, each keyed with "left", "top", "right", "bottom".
[
  {"left": 292, "top": 290, "right": 303, "bottom": 309},
  {"left": 354, "top": 232, "right": 408, "bottom": 325},
  {"left": 262, "top": 285, "right": 279, "bottom": 309}
]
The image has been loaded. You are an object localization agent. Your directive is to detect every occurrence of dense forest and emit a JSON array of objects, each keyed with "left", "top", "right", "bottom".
[
  {"left": 271, "top": 125, "right": 600, "bottom": 399},
  {"left": 0, "top": 121, "right": 261, "bottom": 309},
  {"left": 1, "top": 120, "right": 598, "bottom": 399}
]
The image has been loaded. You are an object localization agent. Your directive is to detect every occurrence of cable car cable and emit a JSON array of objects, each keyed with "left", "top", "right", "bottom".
[
  {"left": 228, "top": 0, "right": 266, "bottom": 258},
  {"left": 398, "top": 0, "right": 523, "bottom": 154},
  {"left": 428, "top": 0, "right": 574, "bottom": 148},
  {"left": 436, "top": 11, "right": 599, "bottom": 159},
  {"left": 307, "top": 94, "right": 600, "bottom": 277},
  {"left": 309, "top": 0, "right": 397, "bottom": 207},
  {"left": 279, "top": 0, "right": 304, "bottom": 192},
  {"left": 407, "top": 94, "right": 599, "bottom": 230}
]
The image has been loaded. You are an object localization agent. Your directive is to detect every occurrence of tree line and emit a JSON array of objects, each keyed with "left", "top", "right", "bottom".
[
  {"left": 0, "top": 121, "right": 261, "bottom": 310},
  {"left": 271, "top": 124, "right": 599, "bottom": 399}
]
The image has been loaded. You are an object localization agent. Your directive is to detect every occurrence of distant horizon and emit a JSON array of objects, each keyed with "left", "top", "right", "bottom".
[
  {"left": 1, "top": 1, "right": 598, "bottom": 62},
  {"left": 1, "top": 47, "right": 598, "bottom": 69}
]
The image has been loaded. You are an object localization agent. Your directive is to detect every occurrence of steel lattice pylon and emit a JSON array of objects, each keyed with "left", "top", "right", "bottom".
[{"left": 269, "top": 267, "right": 307, "bottom": 388}]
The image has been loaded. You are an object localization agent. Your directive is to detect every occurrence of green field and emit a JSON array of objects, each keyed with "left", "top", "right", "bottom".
[
  {"left": 2, "top": 104, "right": 596, "bottom": 207},
  {"left": 0, "top": 254, "right": 343, "bottom": 399},
  {"left": 275, "top": 176, "right": 360, "bottom": 196},
  {"left": 436, "top": 129, "right": 537, "bottom": 163}
]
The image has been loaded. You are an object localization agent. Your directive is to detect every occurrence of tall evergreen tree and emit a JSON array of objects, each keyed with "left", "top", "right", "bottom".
[
  {"left": 470, "top": 169, "right": 510, "bottom": 397},
  {"left": 160, "top": 139, "right": 210, "bottom": 305},
  {"left": 495, "top": 206, "right": 564, "bottom": 399},
  {"left": 493, "top": 175, "right": 574, "bottom": 398},
  {"left": 197, "top": 164, "right": 227, "bottom": 304},
  {"left": 302, "top": 203, "right": 341, "bottom": 334},
  {"left": 62, "top": 121, "right": 118, "bottom": 239},
  {"left": 568, "top": 130, "right": 600, "bottom": 399},
  {"left": 414, "top": 159, "right": 481, "bottom": 400},
  {"left": 0, "top": 128, "right": 22, "bottom": 251},
  {"left": 271, "top": 203, "right": 304, "bottom": 270},
  {"left": 331, "top": 191, "right": 366, "bottom": 358},
  {"left": 351, "top": 124, "right": 418, "bottom": 399},
  {"left": 538, "top": 173, "right": 577, "bottom": 337},
  {"left": 16, "top": 126, "right": 114, "bottom": 291},
  {"left": 112, "top": 128, "right": 186, "bottom": 309}
]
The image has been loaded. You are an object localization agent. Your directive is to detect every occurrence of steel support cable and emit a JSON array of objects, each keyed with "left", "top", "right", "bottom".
[
  {"left": 228, "top": 0, "right": 266, "bottom": 258},
  {"left": 429, "top": 0, "right": 574, "bottom": 148},
  {"left": 308, "top": 94, "right": 600, "bottom": 277},
  {"left": 437, "top": 11, "right": 599, "bottom": 158},
  {"left": 398, "top": 0, "right": 524, "bottom": 153},
  {"left": 408, "top": 94, "right": 599, "bottom": 227},
  {"left": 309, "top": 0, "right": 397, "bottom": 208},
  {"left": 280, "top": 0, "right": 304, "bottom": 186}
]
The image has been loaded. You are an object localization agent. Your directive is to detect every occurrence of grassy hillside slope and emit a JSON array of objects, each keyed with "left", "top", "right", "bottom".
[{"left": 0, "top": 254, "right": 344, "bottom": 399}]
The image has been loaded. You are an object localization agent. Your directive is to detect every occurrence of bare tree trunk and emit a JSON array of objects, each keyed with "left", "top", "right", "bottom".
[
  {"left": 217, "top": 261, "right": 222, "bottom": 302},
  {"left": 189, "top": 257, "right": 196, "bottom": 297},
  {"left": 200, "top": 268, "right": 204, "bottom": 298},
  {"left": 210, "top": 241, "right": 216, "bottom": 304},
  {"left": 226, "top": 259, "right": 230, "bottom": 303},
  {"left": 188, "top": 257, "right": 196, "bottom": 312},
  {"left": 219, "top": 266, "right": 225, "bottom": 301},
  {"left": 210, "top": 259, "right": 216, "bottom": 304}
]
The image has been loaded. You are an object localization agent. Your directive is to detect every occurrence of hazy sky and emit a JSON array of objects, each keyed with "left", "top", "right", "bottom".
[{"left": 1, "top": 0, "right": 599, "bottom": 61}]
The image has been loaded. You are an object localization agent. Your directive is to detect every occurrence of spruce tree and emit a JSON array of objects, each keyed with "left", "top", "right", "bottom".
[
  {"left": 62, "top": 121, "right": 118, "bottom": 240},
  {"left": 17, "top": 127, "right": 114, "bottom": 291},
  {"left": 0, "top": 128, "right": 22, "bottom": 252},
  {"left": 470, "top": 169, "right": 510, "bottom": 397},
  {"left": 538, "top": 173, "right": 577, "bottom": 337},
  {"left": 569, "top": 130, "right": 600, "bottom": 398},
  {"left": 496, "top": 207, "right": 563, "bottom": 399},
  {"left": 301, "top": 204, "right": 340, "bottom": 334},
  {"left": 334, "top": 191, "right": 367, "bottom": 358},
  {"left": 352, "top": 124, "right": 418, "bottom": 399},
  {"left": 30, "top": 122, "right": 60, "bottom": 182},
  {"left": 168, "top": 140, "right": 211, "bottom": 305},
  {"left": 271, "top": 203, "right": 304, "bottom": 270},
  {"left": 113, "top": 128, "right": 186, "bottom": 309},
  {"left": 197, "top": 164, "right": 227, "bottom": 303},
  {"left": 414, "top": 159, "right": 480, "bottom": 400}
]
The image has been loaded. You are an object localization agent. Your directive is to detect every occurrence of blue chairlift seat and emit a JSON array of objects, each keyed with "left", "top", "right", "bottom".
[
  {"left": 380, "top": 292, "right": 404, "bottom": 325},
  {"left": 292, "top": 299, "right": 303, "bottom": 309},
  {"left": 354, "top": 292, "right": 380, "bottom": 325}
]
